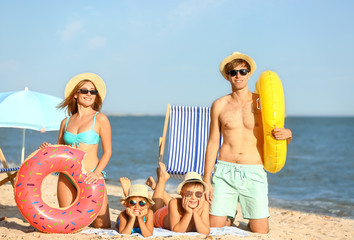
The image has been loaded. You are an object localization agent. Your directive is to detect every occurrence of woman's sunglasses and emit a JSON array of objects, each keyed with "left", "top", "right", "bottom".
[
  {"left": 129, "top": 199, "right": 147, "bottom": 207},
  {"left": 183, "top": 191, "right": 204, "bottom": 198},
  {"left": 227, "top": 69, "right": 249, "bottom": 76},
  {"left": 78, "top": 89, "right": 98, "bottom": 95}
]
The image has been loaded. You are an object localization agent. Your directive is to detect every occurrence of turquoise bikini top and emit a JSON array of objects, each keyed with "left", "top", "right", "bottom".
[{"left": 63, "top": 112, "right": 100, "bottom": 147}]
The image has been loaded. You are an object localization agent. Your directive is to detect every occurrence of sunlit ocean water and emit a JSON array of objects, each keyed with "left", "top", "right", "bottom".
[{"left": 1, "top": 116, "right": 353, "bottom": 219}]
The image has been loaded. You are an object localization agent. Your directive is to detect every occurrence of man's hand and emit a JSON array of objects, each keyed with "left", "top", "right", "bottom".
[
  {"left": 272, "top": 125, "right": 292, "bottom": 140},
  {"left": 204, "top": 180, "right": 213, "bottom": 205}
]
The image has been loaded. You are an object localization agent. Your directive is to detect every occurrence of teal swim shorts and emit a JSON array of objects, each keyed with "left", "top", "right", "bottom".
[{"left": 210, "top": 160, "right": 270, "bottom": 219}]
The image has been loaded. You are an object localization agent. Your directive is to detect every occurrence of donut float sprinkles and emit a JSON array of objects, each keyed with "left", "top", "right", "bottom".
[{"left": 14, "top": 145, "right": 105, "bottom": 233}]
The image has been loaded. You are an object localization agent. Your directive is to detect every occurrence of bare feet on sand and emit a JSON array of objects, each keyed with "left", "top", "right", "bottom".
[
  {"left": 157, "top": 162, "right": 170, "bottom": 182},
  {"left": 120, "top": 177, "right": 131, "bottom": 197},
  {"left": 146, "top": 162, "right": 170, "bottom": 190},
  {"left": 146, "top": 176, "right": 156, "bottom": 190}
]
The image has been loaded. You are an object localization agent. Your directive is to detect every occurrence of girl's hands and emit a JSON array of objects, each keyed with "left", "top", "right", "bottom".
[
  {"left": 126, "top": 208, "right": 136, "bottom": 219},
  {"left": 126, "top": 207, "right": 147, "bottom": 219},
  {"left": 136, "top": 208, "right": 148, "bottom": 220}
]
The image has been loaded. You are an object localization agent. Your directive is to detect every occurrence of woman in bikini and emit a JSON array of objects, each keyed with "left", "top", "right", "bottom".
[{"left": 40, "top": 73, "right": 112, "bottom": 228}]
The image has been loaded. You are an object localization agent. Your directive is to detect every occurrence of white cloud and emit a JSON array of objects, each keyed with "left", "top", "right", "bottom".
[
  {"left": 157, "top": 0, "right": 219, "bottom": 37},
  {"left": 87, "top": 36, "right": 107, "bottom": 50},
  {"left": 61, "top": 21, "right": 83, "bottom": 43},
  {"left": 168, "top": 0, "right": 217, "bottom": 24},
  {"left": 0, "top": 60, "right": 19, "bottom": 71}
]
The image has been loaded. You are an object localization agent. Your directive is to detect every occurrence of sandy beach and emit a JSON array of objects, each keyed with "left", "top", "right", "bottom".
[{"left": 0, "top": 174, "right": 353, "bottom": 240}]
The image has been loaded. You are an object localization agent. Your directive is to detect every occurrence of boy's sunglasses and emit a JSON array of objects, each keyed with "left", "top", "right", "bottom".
[
  {"left": 183, "top": 191, "right": 204, "bottom": 198},
  {"left": 227, "top": 69, "right": 249, "bottom": 76},
  {"left": 78, "top": 89, "right": 98, "bottom": 95},
  {"left": 129, "top": 199, "right": 147, "bottom": 207}
]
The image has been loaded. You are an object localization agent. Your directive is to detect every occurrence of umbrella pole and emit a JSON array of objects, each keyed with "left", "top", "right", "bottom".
[{"left": 21, "top": 129, "right": 26, "bottom": 163}]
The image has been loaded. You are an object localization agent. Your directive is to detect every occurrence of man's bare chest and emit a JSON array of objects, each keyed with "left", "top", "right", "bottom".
[{"left": 219, "top": 103, "right": 260, "bottom": 131}]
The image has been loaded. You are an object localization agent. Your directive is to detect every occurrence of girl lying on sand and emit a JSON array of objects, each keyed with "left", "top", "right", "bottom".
[{"left": 116, "top": 183, "right": 154, "bottom": 237}]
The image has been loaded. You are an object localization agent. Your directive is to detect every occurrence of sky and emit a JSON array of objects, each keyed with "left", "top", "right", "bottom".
[{"left": 1, "top": 0, "right": 354, "bottom": 116}]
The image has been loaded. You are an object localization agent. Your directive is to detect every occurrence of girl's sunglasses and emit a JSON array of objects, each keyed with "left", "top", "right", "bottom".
[
  {"left": 78, "top": 89, "right": 98, "bottom": 95},
  {"left": 129, "top": 199, "right": 147, "bottom": 207},
  {"left": 227, "top": 69, "right": 249, "bottom": 76},
  {"left": 183, "top": 191, "right": 204, "bottom": 198}
]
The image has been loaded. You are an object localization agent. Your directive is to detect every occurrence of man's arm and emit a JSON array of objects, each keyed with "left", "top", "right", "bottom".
[{"left": 203, "top": 101, "right": 221, "bottom": 204}]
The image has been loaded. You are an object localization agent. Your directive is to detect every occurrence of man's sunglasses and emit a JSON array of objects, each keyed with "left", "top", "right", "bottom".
[
  {"left": 129, "top": 199, "right": 147, "bottom": 207},
  {"left": 183, "top": 191, "right": 204, "bottom": 198},
  {"left": 78, "top": 89, "right": 98, "bottom": 95},
  {"left": 227, "top": 69, "right": 249, "bottom": 76}
]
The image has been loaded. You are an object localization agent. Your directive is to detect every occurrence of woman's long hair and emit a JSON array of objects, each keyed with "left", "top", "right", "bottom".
[{"left": 57, "top": 80, "right": 103, "bottom": 116}]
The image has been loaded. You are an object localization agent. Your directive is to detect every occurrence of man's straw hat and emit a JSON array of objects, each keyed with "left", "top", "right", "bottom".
[{"left": 219, "top": 51, "right": 256, "bottom": 80}]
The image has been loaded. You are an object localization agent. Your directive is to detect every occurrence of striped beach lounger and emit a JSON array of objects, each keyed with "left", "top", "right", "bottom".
[
  {"left": 158, "top": 104, "right": 221, "bottom": 179},
  {"left": 0, "top": 147, "right": 19, "bottom": 187}
]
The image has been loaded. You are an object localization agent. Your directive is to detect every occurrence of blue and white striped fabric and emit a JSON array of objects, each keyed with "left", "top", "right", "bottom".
[
  {"left": 166, "top": 105, "right": 212, "bottom": 179},
  {"left": 0, "top": 167, "right": 19, "bottom": 173}
]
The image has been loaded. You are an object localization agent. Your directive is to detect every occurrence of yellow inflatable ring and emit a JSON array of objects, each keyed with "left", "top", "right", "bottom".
[{"left": 255, "top": 70, "right": 287, "bottom": 173}]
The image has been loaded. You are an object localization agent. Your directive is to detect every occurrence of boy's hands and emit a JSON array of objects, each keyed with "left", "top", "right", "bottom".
[
  {"left": 182, "top": 198, "right": 193, "bottom": 214},
  {"left": 192, "top": 199, "right": 203, "bottom": 213}
]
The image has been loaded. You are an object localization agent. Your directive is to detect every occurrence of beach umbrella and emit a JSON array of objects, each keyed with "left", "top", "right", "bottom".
[{"left": 0, "top": 87, "right": 66, "bottom": 162}]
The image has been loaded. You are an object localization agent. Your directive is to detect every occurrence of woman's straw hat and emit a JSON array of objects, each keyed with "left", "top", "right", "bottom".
[
  {"left": 120, "top": 184, "right": 155, "bottom": 206},
  {"left": 219, "top": 51, "right": 257, "bottom": 80},
  {"left": 177, "top": 172, "right": 209, "bottom": 194},
  {"left": 64, "top": 73, "right": 107, "bottom": 101}
]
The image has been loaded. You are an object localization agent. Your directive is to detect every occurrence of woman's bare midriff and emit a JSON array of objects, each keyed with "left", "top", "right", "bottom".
[{"left": 77, "top": 143, "right": 100, "bottom": 172}]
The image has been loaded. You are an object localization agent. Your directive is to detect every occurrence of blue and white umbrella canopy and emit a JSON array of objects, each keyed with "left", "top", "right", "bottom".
[{"left": 0, "top": 87, "right": 67, "bottom": 161}]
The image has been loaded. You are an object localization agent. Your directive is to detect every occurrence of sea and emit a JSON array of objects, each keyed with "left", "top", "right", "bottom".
[{"left": 1, "top": 116, "right": 353, "bottom": 219}]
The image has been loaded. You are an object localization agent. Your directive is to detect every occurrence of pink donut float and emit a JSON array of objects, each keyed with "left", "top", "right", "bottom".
[{"left": 14, "top": 145, "right": 105, "bottom": 233}]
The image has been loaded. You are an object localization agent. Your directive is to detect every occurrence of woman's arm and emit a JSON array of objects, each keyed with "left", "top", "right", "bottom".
[
  {"left": 95, "top": 113, "right": 112, "bottom": 173},
  {"left": 57, "top": 118, "right": 67, "bottom": 144},
  {"left": 85, "top": 113, "right": 112, "bottom": 184},
  {"left": 39, "top": 118, "right": 66, "bottom": 149}
]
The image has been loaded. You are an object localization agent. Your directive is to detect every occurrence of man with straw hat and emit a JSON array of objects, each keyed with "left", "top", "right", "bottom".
[{"left": 203, "top": 52, "right": 292, "bottom": 233}]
